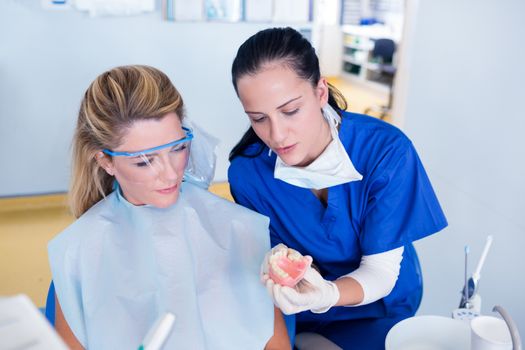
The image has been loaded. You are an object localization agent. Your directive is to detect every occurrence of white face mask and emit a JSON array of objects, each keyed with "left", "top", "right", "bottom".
[{"left": 274, "top": 104, "right": 362, "bottom": 190}]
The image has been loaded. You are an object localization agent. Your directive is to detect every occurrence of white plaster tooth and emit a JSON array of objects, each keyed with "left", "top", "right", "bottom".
[
  {"left": 288, "top": 249, "right": 303, "bottom": 261},
  {"left": 271, "top": 263, "right": 289, "bottom": 279},
  {"left": 288, "top": 252, "right": 300, "bottom": 261}
]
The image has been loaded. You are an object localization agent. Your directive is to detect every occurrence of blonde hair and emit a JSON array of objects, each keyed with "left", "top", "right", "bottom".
[{"left": 69, "top": 65, "right": 184, "bottom": 217}]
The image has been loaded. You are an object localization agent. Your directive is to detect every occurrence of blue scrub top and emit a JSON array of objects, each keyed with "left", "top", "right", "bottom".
[{"left": 228, "top": 112, "right": 448, "bottom": 324}]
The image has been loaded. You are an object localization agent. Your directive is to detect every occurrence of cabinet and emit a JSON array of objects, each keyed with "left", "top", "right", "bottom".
[{"left": 341, "top": 24, "right": 399, "bottom": 93}]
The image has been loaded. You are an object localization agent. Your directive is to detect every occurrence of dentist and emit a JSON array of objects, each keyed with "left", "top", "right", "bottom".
[{"left": 228, "top": 27, "right": 448, "bottom": 349}]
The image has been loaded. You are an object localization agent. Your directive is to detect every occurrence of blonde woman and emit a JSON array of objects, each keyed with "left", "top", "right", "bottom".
[{"left": 48, "top": 65, "right": 289, "bottom": 349}]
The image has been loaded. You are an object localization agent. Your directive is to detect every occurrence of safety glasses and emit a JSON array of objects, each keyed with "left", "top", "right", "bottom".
[{"left": 103, "top": 127, "right": 194, "bottom": 184}]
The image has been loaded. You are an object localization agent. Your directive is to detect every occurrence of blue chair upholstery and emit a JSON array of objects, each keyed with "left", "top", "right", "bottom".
[
  {"left": 284, "top": 313, "right": 296, "bottom": 346},
  {"left": 45, "top": 281, "right": 56, "bottom": 326}
]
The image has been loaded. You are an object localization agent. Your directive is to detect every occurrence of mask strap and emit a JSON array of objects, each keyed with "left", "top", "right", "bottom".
[{"left": 322, "top": 104, "right": 341, "bottom": 138}]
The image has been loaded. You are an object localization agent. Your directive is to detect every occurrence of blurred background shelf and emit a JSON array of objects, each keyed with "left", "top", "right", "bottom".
[{"left": 341, "top": 24, "right": 399, "bottom": 95}]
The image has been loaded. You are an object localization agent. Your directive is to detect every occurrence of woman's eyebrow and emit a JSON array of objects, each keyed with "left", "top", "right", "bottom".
[
  {"left": 276, "top": 95, "right": 302, "bottom": 109},
  {"left": 245, "top": 96, "right": 302, "bottom": 114}
]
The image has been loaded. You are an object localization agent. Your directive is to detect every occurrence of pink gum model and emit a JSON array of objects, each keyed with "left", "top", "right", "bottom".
[{"left": 269, "top": 251, "right": 312, "bottom": 288}]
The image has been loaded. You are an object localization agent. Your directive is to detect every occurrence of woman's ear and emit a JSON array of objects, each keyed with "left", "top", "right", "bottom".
[
  {"left": 316, "top": 77, "right": 330, "bottom": 107},
  {"left": 95, "top": 152, "right": 115, "bottom": 176}
]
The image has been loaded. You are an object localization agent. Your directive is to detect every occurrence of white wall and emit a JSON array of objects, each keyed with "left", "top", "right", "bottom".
[
  {"left": 313, "top": 0, "right": 343, "bottom": 77},
  {"left": 0, "top": 1, "right": 310, "bottom": 196},
  {"left": 399, "top": 0, "right": 525, "bottom": 336}
]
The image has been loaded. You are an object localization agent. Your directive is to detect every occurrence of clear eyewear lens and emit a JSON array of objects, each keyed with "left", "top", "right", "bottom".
[{"left": 113, "top": 140, "right": 191, "bottom": 184}]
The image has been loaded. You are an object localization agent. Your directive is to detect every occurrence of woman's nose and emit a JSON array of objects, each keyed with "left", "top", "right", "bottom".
[
  {"left": 269, "top": 118, "right": 287, "bottom": 145},
  {"left": 157, "top": 155, "right": 179, "bottom": 182}
]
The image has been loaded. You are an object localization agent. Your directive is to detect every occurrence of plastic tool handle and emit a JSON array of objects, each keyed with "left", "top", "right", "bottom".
[
  {"left": 141, "top": 313, "right": 176, "bottom": 350},
  {"left": 473, "top": 235, "right": 493, "bottom": 281}
]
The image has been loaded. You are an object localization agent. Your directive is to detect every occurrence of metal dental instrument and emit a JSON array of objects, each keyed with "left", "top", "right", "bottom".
[{"left": 460, "top": 245, "right": 471, "bottom": 309}]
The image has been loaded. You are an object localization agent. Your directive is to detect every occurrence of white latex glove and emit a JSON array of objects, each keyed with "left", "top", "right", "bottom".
[{"left": 265, "top": 265, "right": 340, "bottom": 315}]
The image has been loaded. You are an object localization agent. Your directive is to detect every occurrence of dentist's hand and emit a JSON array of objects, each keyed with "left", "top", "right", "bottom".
[{"left": 265, "top": 266, "right": 340, "bottom": 315}]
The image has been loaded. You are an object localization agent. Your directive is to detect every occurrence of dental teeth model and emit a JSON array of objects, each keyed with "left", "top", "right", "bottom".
[{"left": 268, "top": 247, "right": 312, "bottom": 288}]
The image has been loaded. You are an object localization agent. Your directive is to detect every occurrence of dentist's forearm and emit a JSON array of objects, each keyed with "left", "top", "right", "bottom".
[
  {"left": 333, "top": 247, "right": 404, "bottom": 307},
  {"left": 334, "top": 277, "right": 365, "bottom": 306}
]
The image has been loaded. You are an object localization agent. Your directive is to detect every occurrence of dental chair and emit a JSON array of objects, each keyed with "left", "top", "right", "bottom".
[
  {"left": 295, "top": 333, "right": 343, "bottom": 350},
  {"left": 44, "top": 281, "right": 56, "bottom": 326}
]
